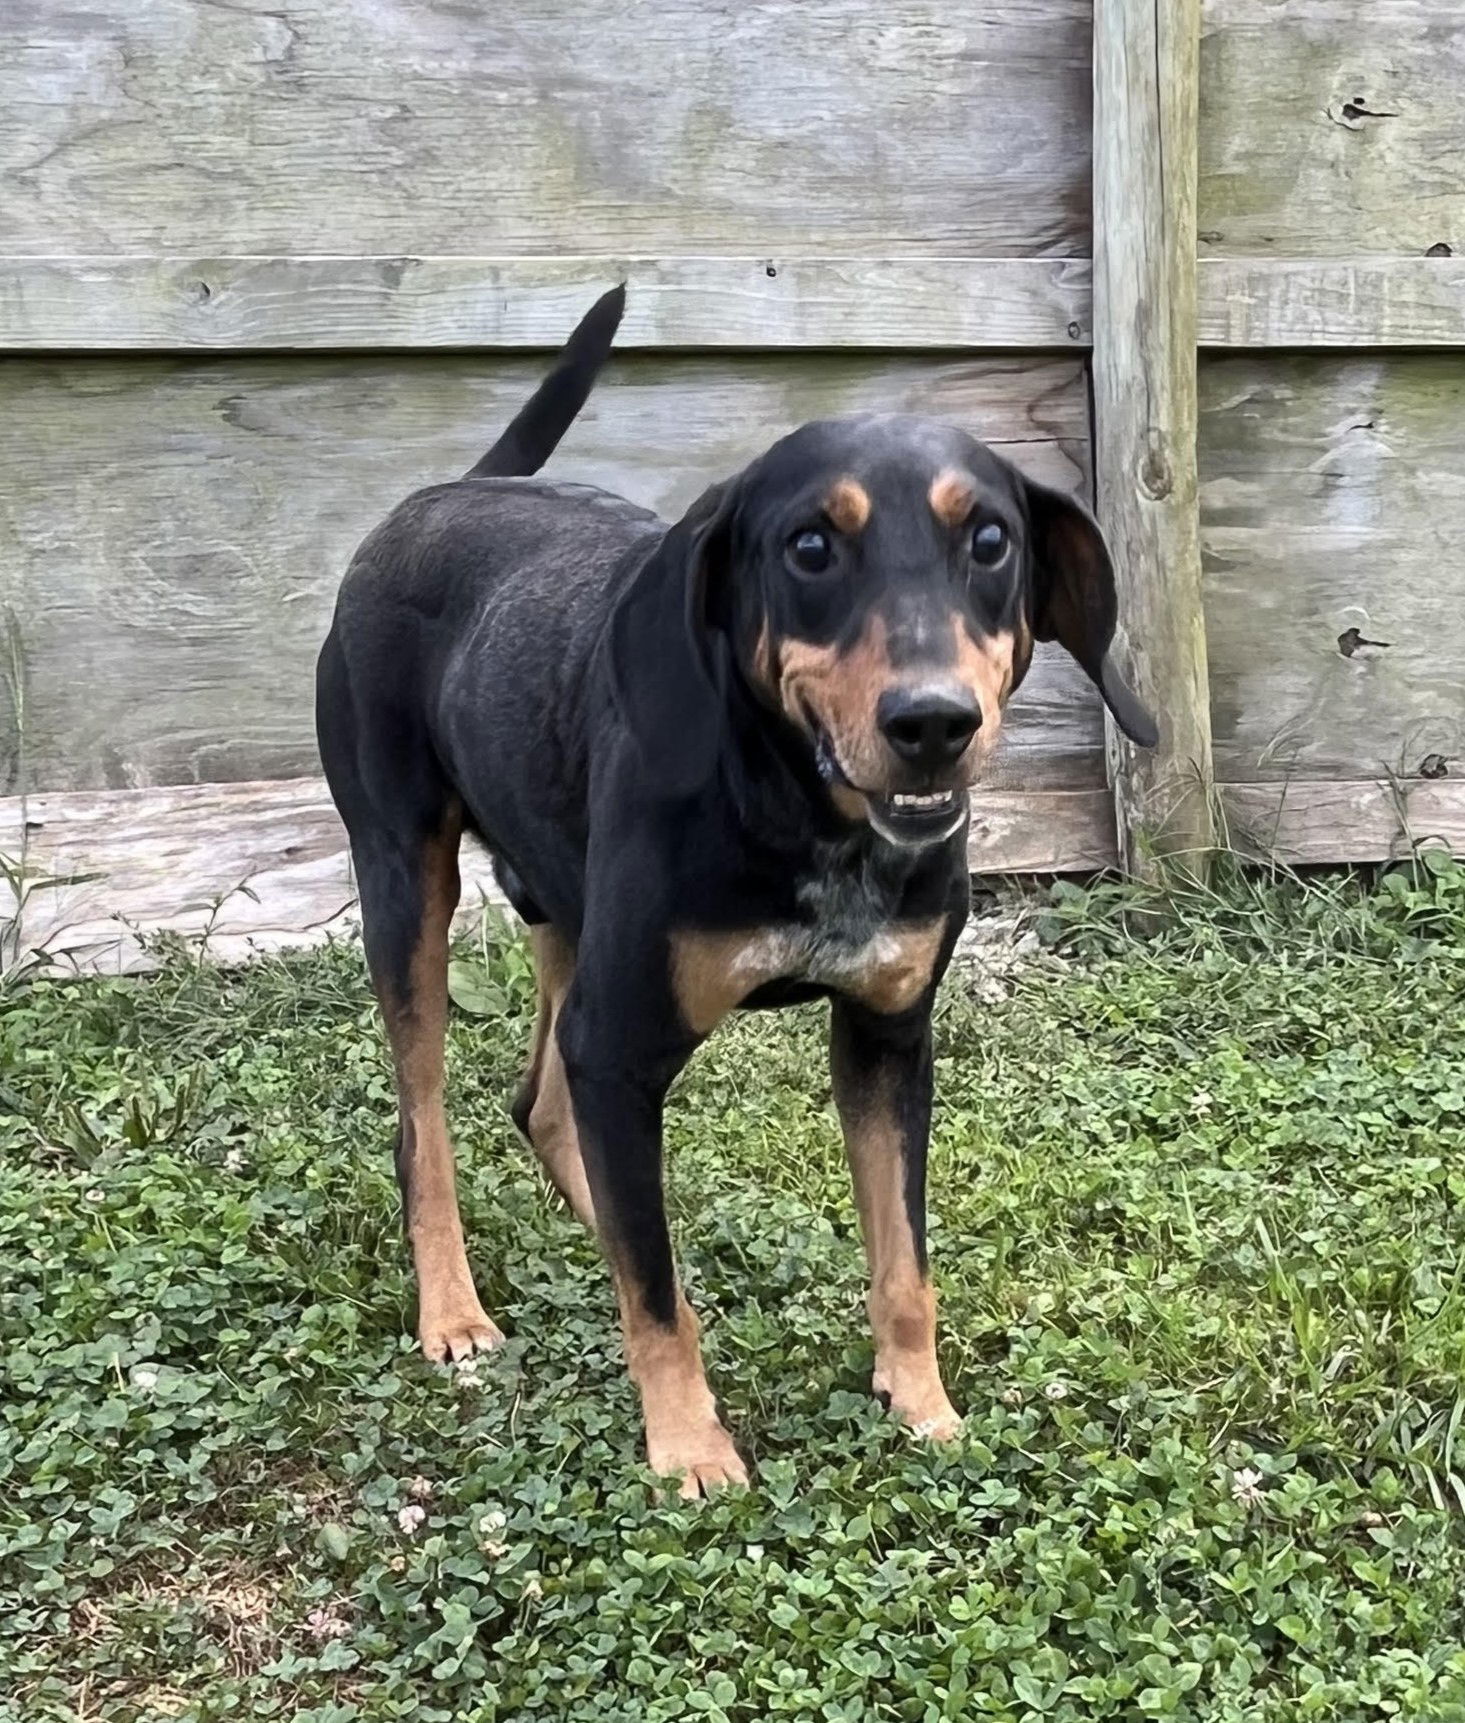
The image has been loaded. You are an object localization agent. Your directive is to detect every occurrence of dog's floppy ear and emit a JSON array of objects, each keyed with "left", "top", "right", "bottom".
[
  {"left": 1022, "top": 477, "right": 1159, "bottom": 748},
  {"left": 606, "top": 480, "right": 737, "bottom": 796}
]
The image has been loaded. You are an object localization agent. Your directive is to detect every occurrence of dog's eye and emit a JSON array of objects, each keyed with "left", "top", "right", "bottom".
[
  {"left": 971, "top": 520, "right": 1008, "bottom": 566},
  {"left": 788, "top": 529, "right": 833, "bottom": 575}
]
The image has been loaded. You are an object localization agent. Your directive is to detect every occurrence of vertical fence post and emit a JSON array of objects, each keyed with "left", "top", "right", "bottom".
[{"left": 1092, "top": 0, "right": 1214, "bottom": 877}]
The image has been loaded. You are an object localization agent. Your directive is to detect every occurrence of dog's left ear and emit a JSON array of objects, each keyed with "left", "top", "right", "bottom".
[
  {"left": 605, "top": 480, "right": 738, "bottom": 797},
  {"left": 1022, "top": 477, "right": 1159, "bottom": 748}
]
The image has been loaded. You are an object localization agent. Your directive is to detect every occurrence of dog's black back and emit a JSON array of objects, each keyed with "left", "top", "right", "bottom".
[{"left": 322, "top": 473, "right": 661, "bottom": 931}]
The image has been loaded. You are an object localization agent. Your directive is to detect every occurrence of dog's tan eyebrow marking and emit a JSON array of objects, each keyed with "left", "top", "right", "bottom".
[
  {"left": 929, "top": 469, "right": 978, "bottom": 527},
  {"left": 823, "top": 478, "right": 872, "bottom": 535}
]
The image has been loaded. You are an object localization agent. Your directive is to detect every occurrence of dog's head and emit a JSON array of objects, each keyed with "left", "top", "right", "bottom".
[{"left": 608, "top": 414, "right": 1156, "bottom": 844}]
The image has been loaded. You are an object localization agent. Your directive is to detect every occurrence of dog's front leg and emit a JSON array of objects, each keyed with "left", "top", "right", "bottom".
[
  {"left": 830, "top": 995, "right": 961, "bottom": 1441},
  {"left": 557, "top": 981, "right": 747, "bottom": 1499}
]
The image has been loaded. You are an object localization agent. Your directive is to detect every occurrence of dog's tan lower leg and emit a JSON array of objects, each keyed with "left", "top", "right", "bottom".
[
  {"left": 842, "top": 1098, "right": 958, "bottom": 1436},
  {"left": 615, "top": 1276, "right": 747, "bottom": 1498},
  {"left": 521, "top": 925, "right": 597, "bottom": 1226},
  {"left": 831, "top": 1008, "right": 960, "bottom": 1440},
  {"left": 375, "top": 814, "right": 501, "bottom": 1362}
]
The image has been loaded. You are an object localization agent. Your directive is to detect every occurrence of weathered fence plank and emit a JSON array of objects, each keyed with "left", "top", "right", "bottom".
[
  {"left": 0, "top": 779, "right": 1119, "bottom": 972},
  {"left": 10, "top": 770, "right": 1460, "bottom": 975},
  {"left": 1200, "top": 0, "right": 1464, "bottom": 260},
  {"left": 0, "top": 351, "right": 1102, "bottom": 798},
  {"left": 0, "top": 0, "right": 1091, "bottom": 261},
  {"left": 1093, "top": 0, "right": 1214, "bottom": 872},
  {"left": 1223, "top": 779, "right": 1465, "bottom": 865},
  {"left": 12, "top": 256, "right": 1464, "bottom": 354},
  {"left": 1199, "top": 258, "right": 1465, "bottom": 349},
  {"left": 0, "top": 257, "right": 1092, "bottom": 352},
  {"left": 1201, "top": 353, "right": 1465, "bottom": 786}
]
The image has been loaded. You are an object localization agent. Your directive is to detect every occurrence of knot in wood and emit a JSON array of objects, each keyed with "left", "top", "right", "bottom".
[{"left": 1138, "top": 445, "right": 1173, "bottom": 502}]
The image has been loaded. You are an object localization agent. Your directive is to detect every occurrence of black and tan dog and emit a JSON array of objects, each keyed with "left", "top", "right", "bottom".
[{"left": 316, "top": 287, "right": 1156, "bottom": 1496}]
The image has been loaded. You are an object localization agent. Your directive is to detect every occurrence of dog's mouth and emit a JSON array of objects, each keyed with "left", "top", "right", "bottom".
[{"left": 813, "top": 726, "right": 969, "bottom": 848}]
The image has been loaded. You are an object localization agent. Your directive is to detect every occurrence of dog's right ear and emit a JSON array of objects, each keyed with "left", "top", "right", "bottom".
[{"left": 606, "top": 480, "right": 737, "bottom": 798}]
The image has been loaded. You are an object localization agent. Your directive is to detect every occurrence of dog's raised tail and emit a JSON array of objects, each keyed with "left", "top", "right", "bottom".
[{"left": 466, "top": 284, "right": 627, "bottom": 480}]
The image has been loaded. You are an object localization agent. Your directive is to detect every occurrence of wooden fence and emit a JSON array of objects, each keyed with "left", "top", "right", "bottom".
[{"left": 1, "top": 0, "right": 1462, "bottom": 966}]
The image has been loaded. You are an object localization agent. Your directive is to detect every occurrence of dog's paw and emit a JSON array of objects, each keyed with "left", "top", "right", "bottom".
[
  {"left": 873, "top": 1364, "right": 963, "bottom": 1443},
  {"left": 648, "top": 1421, "right": 750, "bottom": 1500},
  {"left": 419, "top": 1303, "right": 505, "bottom": 1364},
  {"left": 902, "top": 1401, "right": 964, "bottom": 1443}
]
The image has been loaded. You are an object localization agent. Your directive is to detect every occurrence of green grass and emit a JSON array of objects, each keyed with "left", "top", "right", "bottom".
[{"left": 3, "top": 864, "right": 1465, "bottom": 1721}]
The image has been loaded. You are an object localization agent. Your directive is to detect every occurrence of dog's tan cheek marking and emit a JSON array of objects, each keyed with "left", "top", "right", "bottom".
[
  {"left": 751, "top": 623, "right": 778, "bottom": 702},
  {"left": 1013, "top": 613, "right": 1033, "bottom": 682},
  {"left": 670, "top": 928, "right": 798, "bottom": 1037},
  {"left": 773, "top": 638, "right": 874, "bottom": 820},
  {"left": 837, "top": 1072, "right": 959, "bottom": 1439},
  {"left": 929, "top": 469, "right": 977, "bottom": 527},
  {"left": 776, "top": 637, "right": 841, "bottom": 728},
  {"left": 824, "top": 477, "right": 871, "bottom": 535},
  {"left": 952, "top": 618, "right": 1018, "bottom": 743},
  {"left": 841, "top": 917, "right": 947, "bottom": 1015},
  {"left": 780, "top": 614, "right": 895, "bottom": 791}
]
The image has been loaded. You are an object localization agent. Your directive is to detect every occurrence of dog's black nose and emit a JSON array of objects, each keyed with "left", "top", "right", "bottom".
[{"left": 877, "top": 686, "right": 981, "bottom": 768}]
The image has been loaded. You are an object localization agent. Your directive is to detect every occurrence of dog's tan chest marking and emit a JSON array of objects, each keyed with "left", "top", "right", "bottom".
[{"left": 672, "top": 916, "right": 945, "bottom": 1035}]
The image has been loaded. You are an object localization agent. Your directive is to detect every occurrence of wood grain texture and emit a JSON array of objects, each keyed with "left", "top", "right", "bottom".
[
  {"left": 0, "top": 0, "right": 1091, "bottom": 261},
  {"left": 0, "top": 256, "right": 1094, "bottom": 352},
  {"left": 1200, "top": 353, "right": 1465, "bottom": 784},
  {"left": 1093, "top": 0, "right": 1215, "bottom": 872},
  {"left": 1223, "top": 778, "right": 1465, "bottom": 865},
  {"left": 0, "top": 779, "right": 1118, "bottom": 973},
  {"left": 1200, "top": 0, "right": 1464, "bottom": 259},
  {"left": 0, "top": 351, "right": 1103, "bottom": 797},
  {"left": 1199, "top": 257, "right": 1465, "bottom": 348},
  {"left": 14, "top": 254, "right": 1465, "bottom": 355},
  {"left": 11, "top": 772, "right": 1459, "bottom": 974},
  {"left": 0, "top": 781, "right": 505, "bottom": 974}
]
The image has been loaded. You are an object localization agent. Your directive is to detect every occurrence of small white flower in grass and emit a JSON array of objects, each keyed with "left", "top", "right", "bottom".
[
  {"left": 1044, "top": 1381, "right": 1068, "bottom": 1401},
  {"left": 476, "top": 1507, "right": 509, "bottom": 1558},
  {"left": 85, "top": 1189, "right": 104, "bottom": 1204},
  {"left": 388, "top": 1555, "right": 407, "bottom": 1574},
  {"left": 1190, "top": 1089, "right": 1213, "bottom": 1116},
  {"left": 408, "top": 1475, "right": 434, "bottom": 1502},
  {"left": 304, "top": 1606, "right": 349, "bottom": 1642},
  {"left": 1361, "top": 1510, "right": 1384, "bottom": 1528},
  {"left": 132, "top": 1366, "right": 159, "bottom": 1392},
  {"left": 1231, "top": 1467, "right": 1265, "bottom": 1508},
  {"left": 396, "top": 1503, "right": 426, "bottom": 1536},
  {"left": 454, "top": 1356, "right": 483, "bottom": 1389},
  {"left": 1001, "top": 1386, "right": 1024, "bottom": 1408},
  {"left": 223, "top": 1147, "right": 245, "bottom": 1174}
]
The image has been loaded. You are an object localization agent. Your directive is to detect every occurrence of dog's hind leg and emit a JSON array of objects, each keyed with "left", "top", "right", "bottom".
[
  {"left": 513, "top": 925, "right": 596, "bottom": 1228},
  {"left": 353, "top": 799, "right": 503, "bottom": 1363},
  {"left": 316, "top": 629, "right": 500, "bottom": 1363}
]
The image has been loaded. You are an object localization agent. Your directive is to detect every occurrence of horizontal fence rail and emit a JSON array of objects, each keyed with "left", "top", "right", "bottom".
[{"left": 4, "top": 256, "right": 1461, "bottom": 351}]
